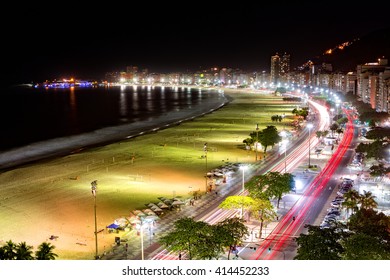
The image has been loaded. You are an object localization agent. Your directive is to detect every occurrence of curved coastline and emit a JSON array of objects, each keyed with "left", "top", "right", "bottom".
[{"left": 0, "top": 88, "right": 231, "bottom": 171}]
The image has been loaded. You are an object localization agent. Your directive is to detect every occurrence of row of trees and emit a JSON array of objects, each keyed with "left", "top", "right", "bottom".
[
  {"left": 270, "top": 115, "right": 284, "bottom": 122},
  {"left": 0, "top": 240, "right": 58, "bottom": 260},
  {"left": 159, "top": 217, "right": 248, "bottom": 260},
  {"left": 159, "top": 171, "right": 296, "bottom": 260},
  {"left": 295, "top": 189, "right": 390, "bottom": 259},
  {"left": 356, "top": 132, "right": 390, "bottom": 161},
  {"left": 292, "top": 107, "right": 309, "bottom": 120}
]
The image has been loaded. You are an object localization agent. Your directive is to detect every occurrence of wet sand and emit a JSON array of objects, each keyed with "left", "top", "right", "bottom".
[{"left": 0, "top": 90, "right": 229, "bottom": 170}]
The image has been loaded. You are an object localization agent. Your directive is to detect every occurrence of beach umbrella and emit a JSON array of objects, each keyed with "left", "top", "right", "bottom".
[
  {"left": 143, "top": 209, "right": 156, "bottom": 216},
  {"left": 150, "top": 206, "right": 163, "bottom": 212},
  {"left": 172, "top": 200, "right": 184, "bottom": 206},
  {"left": 133, "top": 210, "right": 146, "bottom": 217},
  {"left": 157, "top": 202, "right": 169, "bottom": 209}
]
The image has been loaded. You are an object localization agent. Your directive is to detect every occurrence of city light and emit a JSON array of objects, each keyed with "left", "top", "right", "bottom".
[{"left": 240, "top": 165, "right": 248, "bottom": 192}]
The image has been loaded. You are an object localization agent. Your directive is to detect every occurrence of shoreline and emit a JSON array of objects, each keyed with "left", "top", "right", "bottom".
[{"left": 0, "top": 87, "right": 231, "bottom": 171}]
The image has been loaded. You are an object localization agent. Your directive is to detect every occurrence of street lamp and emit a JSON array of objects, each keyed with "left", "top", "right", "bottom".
[
  {"left": 240, "top": 165, "right": 248, "bottom": 192},
  {"left": 204, "top": 143, "right": 208, "bottom": 193},
  {"left": 91, "top": 180, "right": 98, "bottom": 260},
  {"left": 255, "top": 124, "right": 259, "bottom": 161},
  {"left": 336, "top": 102, "right": 340, "bottom": 118},
  {"left": 307, "top": 123, "right": 313, "bottom": 169},
  {"left": 137, "top": 219, "right": 145, "bottom": 260},
  {"left": 137, "top": 216, "right": 156, "bottom": 260}
]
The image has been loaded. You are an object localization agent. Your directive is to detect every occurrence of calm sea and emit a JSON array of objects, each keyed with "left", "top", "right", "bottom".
[{"left": 0, "top": 85, "right": 224, "bottom": 152}]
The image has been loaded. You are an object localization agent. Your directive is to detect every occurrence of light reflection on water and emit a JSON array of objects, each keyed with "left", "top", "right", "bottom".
[{"left": 0, "top": 85, "right": 218, "bottom": 151}]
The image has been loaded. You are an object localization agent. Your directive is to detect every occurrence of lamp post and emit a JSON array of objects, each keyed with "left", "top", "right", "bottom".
[
  {"left": 255, "top": 124, "right": 259, "bottom": 161},
  {"left": 240, "top": 165, "right": 248, "bottom": 192},
  {"left": 137, "top": 217, "right": 155, "bottom": 260},
  {"left": 307, "top": 123, "right": 313, "bottom": 169},
  {"left": 137, "top": 219, "right": 145, "bottom": 260},
  {"left": 330, "top": 108, "right": 334, "bottom": 121},
  {"left": 91, "top": 180, "right": 98, "bottom": 260},
  {"left": 204, "top": 143, "right": 208, "bottom": 193}
]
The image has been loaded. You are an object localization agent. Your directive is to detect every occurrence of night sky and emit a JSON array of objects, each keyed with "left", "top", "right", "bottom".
[{"left": 4, "top": 2, "right": 389, "bottom": 85}]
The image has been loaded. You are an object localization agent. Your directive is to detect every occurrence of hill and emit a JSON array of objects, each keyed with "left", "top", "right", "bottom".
[{"left": 313, "top": 27, "right": 390, "bottom": 72}]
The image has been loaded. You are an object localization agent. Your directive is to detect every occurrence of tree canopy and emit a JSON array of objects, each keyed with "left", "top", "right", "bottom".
[
  {"left": 257, "top": 126, "right": 281, "bottom": 155},
  {"left": 295, "top": 208, "right": 390, "bottom": 260},
  {"left": 219, "top": 196, "right": 257, "bottom": 219},
  {"left": 0, "top": 240, "right": 58, "bottom": 260},
  {"left": 245, "top": 172, "right": 295, "bottom": 208},
  {"left": 294, "top": 224, "right": 347, "bottom": 260},
  {"left": 158, "top": 217, "right": 248, "bottom": 260}
]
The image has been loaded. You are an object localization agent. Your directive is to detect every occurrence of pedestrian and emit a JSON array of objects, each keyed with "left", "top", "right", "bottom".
[
  {"left": 215, "top": 191, "right": 218, "bottom": 195},
  {"left": 178, "top": 253, "right": 181, "bottom": 260},
  {"left": 125, "top": 243, "right": 128, "bottom": 252}
]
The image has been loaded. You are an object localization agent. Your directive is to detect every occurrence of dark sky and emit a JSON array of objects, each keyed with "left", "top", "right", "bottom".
[{"left": 4, "top": 2, "right": 389, "bottom": 85}]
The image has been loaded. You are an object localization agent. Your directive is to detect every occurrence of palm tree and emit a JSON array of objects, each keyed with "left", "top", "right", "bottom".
[
  {"left": 359, "top": 190, "right": 378, "bottom": 210},
  {"left": 342, "top": 189, "right": 360, "bottom": 220},
  {"left": 35, "top": 242, "right": 58, "bottom": 260},
  {"left": 15, "top": 241, "right": 34, "bottom": 260},
  {"left": 330, "top": 123, "right": 339, "bottom": 137},
  {"left": 1, "top": 240, "right": 17, "bottom": 260},
  {"left": 0, "top": 246, "right": 5, "bottom": 260}
]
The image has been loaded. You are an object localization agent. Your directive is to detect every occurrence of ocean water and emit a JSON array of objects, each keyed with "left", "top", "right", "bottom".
[{"left": 0, "top": 85, "right": 228, "bottom": 169}]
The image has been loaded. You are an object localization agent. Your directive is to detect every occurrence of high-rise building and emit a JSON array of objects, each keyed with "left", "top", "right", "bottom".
[
  {"left": 357, "top": 58, "right": 388, "bottom": 108},
  {"left": 270, "top": 53, "right": 280, "bottom": 85},
  {"left": 270, "top": 52, "right": 290, "bottom": 85},
  {"left": 280, "top": 53, "right": 290, "bottom": 78}
]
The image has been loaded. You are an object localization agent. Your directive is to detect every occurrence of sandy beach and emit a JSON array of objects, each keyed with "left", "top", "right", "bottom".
[{"left": 0, "top": 88, "right": 287, "bottom": 259}]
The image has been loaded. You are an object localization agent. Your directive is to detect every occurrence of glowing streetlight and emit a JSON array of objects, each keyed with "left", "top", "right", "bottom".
[
  {"left": 335, "top": 102, "right": 340, "bottom": 118},
  {"left": 137, "top": 220, "right": 144, "bottom": 260},
  {"left": 136, "top": 216, "right": 156, "bottom": 260},
  {"left": 240, "top": 165, "right": 248, "bottom": 192},
  {"left": 307, "top": 123, "right": 313, "bottom": 168},
  {"left": 91, "top": 180, "right": 98, "bottom": 260}
]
